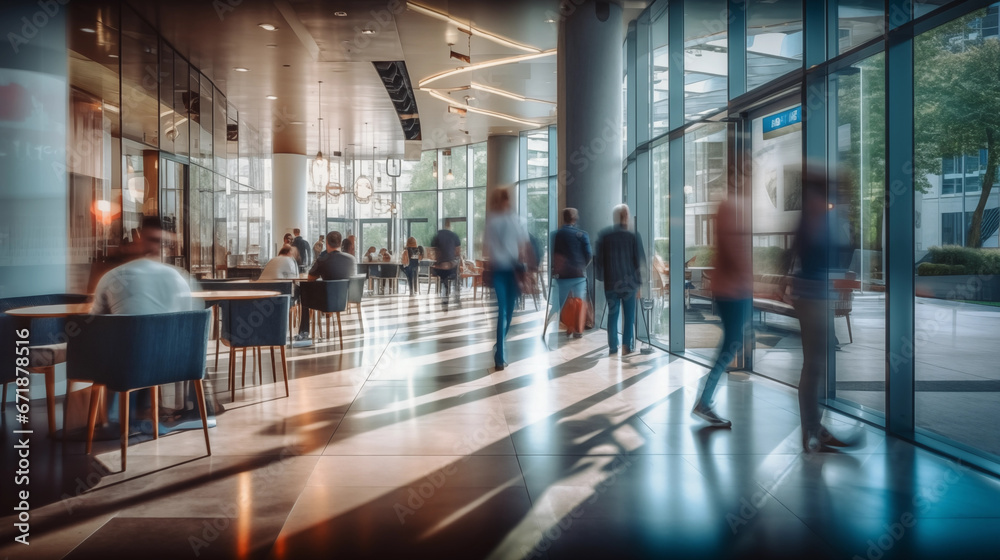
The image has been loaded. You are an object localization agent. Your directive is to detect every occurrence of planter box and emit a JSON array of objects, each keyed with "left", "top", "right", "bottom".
[{"left": 915, "top": 274, "right": 1000, "bottom": 302}]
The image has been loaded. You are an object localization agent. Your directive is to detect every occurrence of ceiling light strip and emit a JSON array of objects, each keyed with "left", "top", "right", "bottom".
[
  {"left": 417, "top": 50, "right": 556, "bottom": 88},
  {"left": 424, "top": 89, "right": 542, "bottom": 127},
  {"left": 469, "top": 82, "right": 556, "bottom": 106},
  {"left": 406, "top": 2, "right": 541, "bottom": 54}
]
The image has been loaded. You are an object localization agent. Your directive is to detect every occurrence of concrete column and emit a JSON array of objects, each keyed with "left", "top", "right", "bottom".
[
  {"left": 0, "top": 3, "right": 67, "bottom": 297},
  {"left": 557, "top": 0, "right": 623, "bottom": 242},
  {"left": 272, "top": 153, "right": 308, "bottom": 253},
  {"left": 486, "top": 134, "right": 519, "bottom": 216}
]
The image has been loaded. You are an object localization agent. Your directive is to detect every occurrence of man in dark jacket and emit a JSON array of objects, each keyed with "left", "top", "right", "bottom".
[
  {"left": 595, "top": 204, "right": 646, "bottom": 355},
  {"left": 543, "top": 208, "right": 592, "bottom": 339},
  {"left": 291, "top": 228, "right": 312, "bottom": 273}
]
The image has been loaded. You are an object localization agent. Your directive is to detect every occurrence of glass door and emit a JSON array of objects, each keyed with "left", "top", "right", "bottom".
[
  {"left": 747, "top": 100, "right": 803, "bottom": 386},
  {"left": 159, "top": 157, "right": 188, "bottom": 269}
]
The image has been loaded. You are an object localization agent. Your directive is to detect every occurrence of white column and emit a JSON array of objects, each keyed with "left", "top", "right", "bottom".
[{"left": 271, "top": 153, "right": 308, "bottom": 253}]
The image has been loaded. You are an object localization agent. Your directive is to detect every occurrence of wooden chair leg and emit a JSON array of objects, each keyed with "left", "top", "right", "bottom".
[
  {"left": 357, "top": 303, "right": 364, "bottom": 330},
  {"left": 229, "top": 347, "right": 237, "bottom": 402},
  {"left": 194, "top": 380, "right": 211, "bottom": 456},
  {"left": 336, "top": 312, "right": 344, "bottom": 348},
  {"left": 270, "top": 347, "right": 277, "bottom": 384},
  {"left": 63, "top": 380, "right": 75, "bottom": 433},
  {"left": 85, "top": 385, "right": 102, "bottom": 454},
  {"left": 326, "top": 313, "right": 331, "bottom": 342},
  {"left": 214, "top": 307, "right": 221, "bottom": 370},
  {"left": 36, "top": 366, "right": 56, "bottom": 437},
  {"left": 257, "top": 347, "right": 263, "bottom": 385},
  {"left": 119, "top": 390, "right": 129, "bottom": 471},
  {"left": 280, "top": 345, "right": 289, "bottom": 398},
  {"left": 846, "top": 315, "right": 853, "bottom": 343},
  {"left": 151, "top": 385, "right": 159, "bottom": 440},
  {"left": 241, "top": 348, "right": 247, "bottom": 386},
  {"left": 214, "top": 336, "right": 220, "bottom": 371}
]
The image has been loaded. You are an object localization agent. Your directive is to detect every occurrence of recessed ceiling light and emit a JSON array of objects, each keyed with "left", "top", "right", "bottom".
[
  {"left": 234, "top": 67, "right": 250, "bottom": 72},
  {"left": 266, "top": 95, "right": 278, "bottom": 100},
  {"left": 258, "top": 23, "right": 277, "bottom": 31},
  {"left": 290, "top": 121, "right": 305, "bottom": 125},
  {"left": 361, "top": 28, "right": 376, "bottom": 35},
  {"left": 108, "top": 54, "right": 119, "bottom": 58},
  {"left": 544, "top": 18, "right": 556, "bottom": 23},
  {"left": 81, "top": 27, "right": 95, "bottom": 33},
  {"left": 334, "top": 11, "right": 347, "bottom": 17}
]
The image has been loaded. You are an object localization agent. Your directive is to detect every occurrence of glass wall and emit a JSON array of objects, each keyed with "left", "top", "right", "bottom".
[
  {"left": 306, "top": 142, "right": 489, "bottom": 261},
  {"left": 67, "top": 2, "right": 269, "bottom": 285},
  {"left": 684, "top": 123, "right": 727, "bottom": 360},
  {"left": 625, "top": 0, "right": 1000, "bottom": 470},
  {"left": 914, "top": 6, "right": 1000, "bottom": 457}
]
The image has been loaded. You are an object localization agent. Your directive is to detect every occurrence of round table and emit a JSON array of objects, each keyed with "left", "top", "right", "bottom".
[
  {"left": 190, "top": 290, "right": 282, "bottom": 301},
  {"left": 5, "top": 303, "right": 93, "bottom": 317}
]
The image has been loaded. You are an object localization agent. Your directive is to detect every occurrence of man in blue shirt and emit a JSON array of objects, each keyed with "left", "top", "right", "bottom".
[{"left": 431, "top": 224, "right": 462, "bottom": 309}]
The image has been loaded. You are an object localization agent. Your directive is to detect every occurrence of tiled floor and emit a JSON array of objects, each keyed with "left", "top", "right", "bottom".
[{"left": 1, "top": 292, "right": 999, "bottom": 559}]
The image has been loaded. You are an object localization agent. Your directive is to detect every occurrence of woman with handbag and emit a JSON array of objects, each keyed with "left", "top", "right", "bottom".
[
  {"left": 542, "top": 207, "right": 592, "bottom": 339},
  {"left": 484, "top": 188, "right": 528, "bottom": 371}
]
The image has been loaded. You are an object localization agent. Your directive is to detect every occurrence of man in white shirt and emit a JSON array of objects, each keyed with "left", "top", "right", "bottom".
[
  {"left": 258, "top": 245, "right": 300, "bottom": 280},
  {"left": 91, "top": 217, "right": 193, "bottom": 315}
]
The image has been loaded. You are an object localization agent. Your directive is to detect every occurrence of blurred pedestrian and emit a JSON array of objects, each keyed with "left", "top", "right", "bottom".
[
  {"left": 543, "top": 208, "right": 592, "bottom": 339},
  {"left": 595, "top": 205, "right": 646, "bottom": 355},
  {"left": 293, "top": 231, "right": 356, "bottom": 347},
  {"left": 691, "top": 193, "right": 750, "bottom": 428},
  {"left": 431, "top": 222, "right": 462, "bottom": 309},
  {"left": 402, "top": 237, "right": 423, "bottom": 297},
  {"left": 484, "top": 188, "right": 528, "bottom": 370},
  {"left": 793, "top": 170, "right": 863, "bottom": 451}
]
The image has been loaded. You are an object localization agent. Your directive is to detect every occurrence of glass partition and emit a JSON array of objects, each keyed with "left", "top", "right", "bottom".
[
  {"left": 914, "top": 6, "right": 1000, "bottom": 457},
  {"left": 684, "top": 123, "right": 728, "bottom": 359},
  {"left": 746, "top": 0, "right": 802, "bottom": 91},
  {"left": 684, "top": 0, "right": 728, "bottom": 121}
]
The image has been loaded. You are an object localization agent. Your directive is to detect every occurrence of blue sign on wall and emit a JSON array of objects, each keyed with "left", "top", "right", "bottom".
[{"left": 762, "top": 106, "right": 802, "bottom": 134}]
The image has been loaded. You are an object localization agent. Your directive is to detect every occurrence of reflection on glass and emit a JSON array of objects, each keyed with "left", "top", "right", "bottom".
[
  {"left": 650, "top": 143, "right": 670, "bottom": 343},
  {"left": 651, "top": 7, "right": 668, "bottom": 137},
  {"left": 749, "top": 105, "right": 801, "bottom": 384},
  {"left": 473, "top": 187, "right": 487, "bottom": 258},
  {"left": 121, "top": 7, "right": 158, "bottom": 146},
  {"left": 685, "top": 123, "right": 728, "bottom": 358},
  {"left": 914, "top": 7, "right": 1000, "bottom": 457},
  {"left": 526, "top": 130, "right": 549, "bottom": 179},
  {"left": 526, "top": 179, "right": 550, "bottom": 270},
  {"left": 838, "top": 0, "right": 884, "bottom": 54},
  {"left": 684, "top": 0, "right": 728, "bottom": 121},
  {"left": 747, "top": 0, "right": 802, "bottom": 91},
  {"left": 830, "top": 53, "right": 886, "bottom": 414}
]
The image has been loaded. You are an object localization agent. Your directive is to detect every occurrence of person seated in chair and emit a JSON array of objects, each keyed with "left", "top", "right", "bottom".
[{"left": 293, "top": 231, "right": 357, "bottom": 347}]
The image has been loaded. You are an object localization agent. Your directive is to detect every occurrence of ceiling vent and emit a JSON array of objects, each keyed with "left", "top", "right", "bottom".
[{"left": 372, "top": 61, "right": 421, "bottom": 141}]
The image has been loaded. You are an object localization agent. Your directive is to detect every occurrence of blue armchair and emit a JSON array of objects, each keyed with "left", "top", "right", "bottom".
[
  {"left": 198, "top": 280, "right": 293, "bottom": 370},
  {"left": 299, "top": 279, "right": 349, "bottom": 347},
  {"left": 347, "top": 275, "right": 367, "bottom": 330},
  {"left": 66, "top": 309, "right": 212, "bottom": 471},
  {"left": 1, "top": 293, "right": 91, "bottom": 436},
  {"left": 220, "top": 295, "right": 290, "bottom": 402}
]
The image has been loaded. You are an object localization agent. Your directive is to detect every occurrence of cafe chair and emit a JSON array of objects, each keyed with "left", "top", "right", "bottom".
[
  {"left": 0, "top": 293, "right": 91, "bottom": 436},
  {"left": 67, "top": 309, "right": 213, "bottom": 472},
  {"left": 300, "top": 280, "right": 349, "bottom": 347},
  {"left": 347, "top": 275, "right": 367, "bottom": 330},
  {"left": 220, "top": 295, "right": 290, "bottom": 402}
]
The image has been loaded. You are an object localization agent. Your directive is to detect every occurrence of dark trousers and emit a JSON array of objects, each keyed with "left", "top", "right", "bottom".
[
  {"left": 698, "top": 297, "right": 749, "bottom": 407},
  {"left": 793, "top": 296, "right": 828, "bottom": 434},
  {"left": 436, "top": 268, "right": 460, "bottom": 301},
  {"left": 404, "top": 263, "right": 418, "bottom": 295},
  {"left": 493, "top": 269, "right": 518, "bottom": 366},
  {"left": 605, "top": 290, "right": 637, "bottom": 351}
]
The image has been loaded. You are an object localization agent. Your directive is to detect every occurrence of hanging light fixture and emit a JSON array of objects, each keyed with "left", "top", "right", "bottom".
[
  {"left": 311, "top": 81, "right": 329, "bottom": 190},
  {"left": 353, "top": 123, "right": 373, "bottom": 203},
  {"left": 446, "top": 168, "right": 454, "bottom": 181},
  {"left": 326, "top": 127, "right": 343, "bottom": 198}
]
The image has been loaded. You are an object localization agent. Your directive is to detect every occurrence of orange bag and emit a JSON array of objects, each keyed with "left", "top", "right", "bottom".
[{"left": 561, "top": 294, "right": 587, "bottom": 334}]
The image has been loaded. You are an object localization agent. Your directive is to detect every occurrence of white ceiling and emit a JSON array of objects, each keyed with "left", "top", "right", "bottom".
[{"left": 114, "top": 0, "right": 593, "bottom": 159}]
